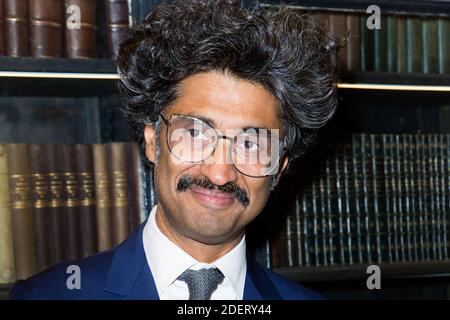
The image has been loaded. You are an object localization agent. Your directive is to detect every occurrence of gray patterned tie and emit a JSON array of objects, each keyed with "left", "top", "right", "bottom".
[{"left": 177, "top": 267, "right": 225, "bottom": 300}]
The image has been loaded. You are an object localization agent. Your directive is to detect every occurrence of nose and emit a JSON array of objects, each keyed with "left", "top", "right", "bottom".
[{"left": 199, "top": 137, "right": 238, "bottom": 186}]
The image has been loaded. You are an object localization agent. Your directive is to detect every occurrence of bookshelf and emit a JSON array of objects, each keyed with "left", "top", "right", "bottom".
[{"left": 0, "top": 0, "right": 449, "bottom": 300}]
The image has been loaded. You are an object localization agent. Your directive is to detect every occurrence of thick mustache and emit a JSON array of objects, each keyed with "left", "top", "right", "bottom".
[{"left": 176, "top": 175, "right": 250, "bottom": 207}]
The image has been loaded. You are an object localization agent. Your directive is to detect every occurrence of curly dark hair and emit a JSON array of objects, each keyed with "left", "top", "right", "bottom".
[{"left": 117, "top": 0, "right": 340, "bottom": 171}]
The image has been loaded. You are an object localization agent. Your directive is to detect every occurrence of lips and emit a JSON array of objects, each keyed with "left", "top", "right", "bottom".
[{"left": 189, "top": 186, "right": 235, "bottom": 208}]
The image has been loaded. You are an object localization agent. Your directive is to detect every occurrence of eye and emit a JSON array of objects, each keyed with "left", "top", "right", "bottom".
[{"left": 187, "top": 128, "right": 201, "bottom": 138}]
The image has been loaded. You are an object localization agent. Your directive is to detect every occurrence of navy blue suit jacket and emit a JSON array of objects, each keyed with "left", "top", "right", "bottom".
[{"left": 10, "top": 222, "right": 321, "bottom": 300}]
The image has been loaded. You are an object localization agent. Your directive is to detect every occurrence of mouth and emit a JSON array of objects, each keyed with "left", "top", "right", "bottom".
[{"left": 188, "top": 186, "right": 236, "bottom": 209}]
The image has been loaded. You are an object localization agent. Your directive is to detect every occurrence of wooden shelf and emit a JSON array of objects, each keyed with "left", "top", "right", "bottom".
[
  {"left": 262, "top": 0, "right": 450, "bottom": 16},
  {"left": 274, "top": 260, "right": 450, "bottom": 283}
]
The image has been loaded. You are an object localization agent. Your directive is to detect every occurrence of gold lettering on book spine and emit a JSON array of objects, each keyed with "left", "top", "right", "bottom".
[
  {"left": 9, "top": 174, "right": 32, "bottom": 209},
  {"left": 48, "top": 172, "right": 64, "bottom": 208},
  {"left": 112, "top": 170, "right": 128, "bottom": 207},
  {"left": 63, "top": 172, "right": 79, "bottom": 208},
  {"left": 96, "top": 172, "right": 110, "bottom": 209},
  {"left": 79, "top": 172, "right": 95, "bottom": 207},
  {"left": 31, "top": 173, "right": 48, "bottom": 208}
]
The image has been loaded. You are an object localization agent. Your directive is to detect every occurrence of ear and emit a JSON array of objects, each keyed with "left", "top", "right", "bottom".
[
  {"left": 272, "top": 155, "right": 289, "bottom": 188},
  {"left": 144, "top": 124, "right": 157, "bottom": 164}
]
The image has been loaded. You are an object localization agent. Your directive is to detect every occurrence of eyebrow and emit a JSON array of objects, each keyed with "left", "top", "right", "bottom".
[{"left": 185, "top": 112, "right": 272, "bottom": 132}]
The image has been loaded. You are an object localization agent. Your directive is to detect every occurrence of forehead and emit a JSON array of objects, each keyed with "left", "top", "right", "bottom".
[{"left": 166, "top": 71, "right": 283, "bottom": 132}]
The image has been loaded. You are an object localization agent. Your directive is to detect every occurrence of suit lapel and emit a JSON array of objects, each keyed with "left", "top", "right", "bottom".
[
  {"left": 243, "top": 252, "right": 282, "bottom": 300},
  {"left": 103, "top": 222, "right": 281, "bottom": 300},
  {"left": 103, "top": 222, "right": 159, "bottom": 300}
]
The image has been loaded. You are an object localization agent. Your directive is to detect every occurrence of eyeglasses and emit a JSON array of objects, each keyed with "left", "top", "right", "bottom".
[{"left": 159, "top": 113, "right": 286, "bottom": 177}]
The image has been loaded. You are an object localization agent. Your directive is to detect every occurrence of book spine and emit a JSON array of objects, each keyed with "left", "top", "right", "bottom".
[
  {"left": 105, "top": 0, "right": 129, "bottom": 60},
  {"left": 61, "top": 144, "right": 81, "bottom": 261},
  {"left": 420, "top": 134, "right": 431, "bottom": 261},
  {"left": 400, "top": 135, "right": 412, "bottom": 261},
  {"left": 29, "top": 0, "right": 63, "bottom": 57},
  {"left": 345, "top": 13, "right": 360, "bottom": 72},
  {"left": 0, "top": 0, "right": 5, "bottom": 55},
  {"left": 294, "top": 193, "right": 303, "bottom": 266},
  {"left": 93, "top": 143, "right": 113, "bottom": 252},
  {"left": 406, "top": 135, "right": 419, "bottom": 262},
  {"left": 351, "top": 135, "right": 363, "bottom": 263},
  {"left": 285, "top": 206, "right": 294, "bottom": 267},
  {"left": 361, "top": 135, "right": 373, "bottom": 262},
  {"left": 415, "top": 134, "right": 427, "bottom": 261},
  {"left": 373, "top": 13, "right": 387, "bottom": 72},
  {"left": 394, "top": 135, "right": 406, "bottom": 262},
  {"left": 386, "top": 15, "right": 398, "bottom": 73},
  {"left": 439, "top": 135, "right": 448, "bottom": 259},
  {"left": 325, "top": 149, "right": 337, "bottom": 265},
  {"left": 370, "top": 135, "right": 382, "bottom": 263},
  {"left": 5, "top": 0, "right": 30, "bottom": 56},
  {"left": 432, "top": 134, "right": 443, "bottom": 260},
  {"left": 0, "top": 144, "right": 16, "bottom": 284},
  {"left": 406, "top": 16, "right": 422, "bottom": 73},
  {"left": 47, "top": 144, "right": 65, "bottom": 265},
  {"left": 301, "top": 190, "right": 310, "bottom": 266},
  {"left": 126, "top": 142, "right": 142, "bottom": 232},
  {"left": 65, "top": 0, "right": 97, "bottom": 58},
  {"left": 396, "top": 15, "right": 407, "bottom": 73},
  {"left": 7, "top": 144, "right": 36, "bottom": 280},
  {"left": 28, "top": 144, "right": 50, "bottom": 271},
  {"left": 422, "top": 19, "right": 439, "bottom": 74},
  {"left": 437, "top": 18, "right": 449, "bottom": 74},
  {"left": 318, "top": 155, "right": 329, "bottom": 266},
  {"left": 381, "top": 135, "right": 393, "bottom": 262},
  {"left": 445, "top": 135, "right": 450, "bottom": 258},
  {"left": 109, "top": 142, "right": 131, "bottom": 245},
  {"left": 342, "top": 139, "right": 353, "bottom": 264},
  {"left": 311, "top": 176, "right": 320, "bottom": 266},
  {"left": 426, "top": 135, "right": 438, "bottom": 260},
  {"left": 75, "top": 144, "right": 98, "bottom": 258}
]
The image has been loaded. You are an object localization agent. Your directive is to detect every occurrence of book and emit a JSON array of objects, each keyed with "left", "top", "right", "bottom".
[
  {"left": 104, "top": 0, "right": 130, "bottom": 60},
  {"left": 0, "top": 0, "right": 5, "bottom": 55},
  {"left": 65, "top": 0, "right": 97, "bottom": 58},
  {"left": 386, "top": 15, "right": 398, "bottom": 73},
  {"left": 5, "top": 0, "right": 30, "bottom": 56},
  {"left": 396, "top": 15, "right": 407, "bottom": 73},
  {"left": 437, "top": 18, "right": 449, "bottom": 74},
  {"left": 406, "top": 16, "right": 422, "bottom": 73},
  {"left": 75, "top": 144, "right": 98, "bottom": 258},
  {"left": 93, "top": 143, "right": 113, "bottom": 252},
  {"left": 109, "top": 142, "right": 131, "bottom": 246},
  {"left": 7, "top": 144, "right": 36, "bottom": 280},
  {"left": 47, "top": 144, "right": 65, "bottom": 265},
  {"left": 29, "top": 0, "right": 63, "bottom": 57},
  {"left": 345, "top": 13, "right": 360, "bottom": 72},
  {"left": 28, "top": 143, "right": 51, "bottom": 271},
  {"left": 0, "top": 144, "right": 15, "bottom": 284},
  {"left": 61, "top": 144, "right": 82, "bottom": 261}
]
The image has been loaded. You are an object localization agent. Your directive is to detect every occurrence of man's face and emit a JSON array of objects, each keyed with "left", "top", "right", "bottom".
[{"left": 144, "top": 70, "right": 288, "bottom": 245}]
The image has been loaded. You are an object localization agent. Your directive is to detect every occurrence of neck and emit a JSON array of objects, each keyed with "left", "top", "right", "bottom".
[{"left": 155, "top": 205, "right": 244, "bottom": 263}]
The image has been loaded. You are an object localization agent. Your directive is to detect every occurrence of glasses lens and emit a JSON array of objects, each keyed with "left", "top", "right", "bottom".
[
  {"left": 167, "top": 116, "right": 216, "bottom": 163},
  {"left": 233, "top": 131, "right": 282, "bottom": 177}
]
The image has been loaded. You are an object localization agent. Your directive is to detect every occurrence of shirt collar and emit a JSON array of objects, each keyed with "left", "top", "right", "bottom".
[{"left": 143, "top": 205, "right": 247, "bottom": 299}]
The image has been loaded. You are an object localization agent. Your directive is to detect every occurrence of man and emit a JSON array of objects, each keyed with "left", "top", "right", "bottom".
[{"left": 11, "top": 0, "right": 338, "bottom": 300}]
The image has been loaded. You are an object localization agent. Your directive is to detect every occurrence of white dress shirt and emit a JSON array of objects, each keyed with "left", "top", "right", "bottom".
[{"left": 142, "top": 205, "right": 247, "bottom": 300}]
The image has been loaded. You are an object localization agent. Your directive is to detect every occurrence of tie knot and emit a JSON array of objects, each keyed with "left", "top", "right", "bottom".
[{"left": 178, "top": 267, "right": 225, "bottom": 300}]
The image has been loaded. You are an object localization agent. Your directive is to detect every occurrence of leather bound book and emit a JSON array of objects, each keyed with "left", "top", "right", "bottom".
[
  {"left": 126, "top": 142, "right": 142, "bottom": 233},
  {"left": 0, "top": 144, "right": 15, "bottom": 284},
  {"left": 65, "top": 0, "right": 97, "bottom": 58},
  {"left": 93, "top": 143, "right": 113, "bottom": 252},
  {"left": 0, "top": 0, "right": 5, "bottom": 55},
  {"left": 345, "top": 13, "right": 360, "bottom": 72},
  {"left": 28, "top": 144, "right": 51, "bottom": 272},
  {"left": 61, "top": 144, "right": 81, "bottom": 261},
  {"left": 75, "top": 144, "right": 98, "bottom": 258},
  {"left": 47, "top": 144, "right": 65, "bottom": 265},
  {"left": 29, "top": 0, "right": 63, "bottom": 57},
  {"left": 7, "top": 144, "right": 36, "bottom": 280},
  {"left": 5, "top": 0, "right": 30, "bottom": 56},
  {"left": 109, "top": 142, "right": 130, "bottom": 246},
  {"left": 105, "top": 0, "right": 129, "bottom": 60}
]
